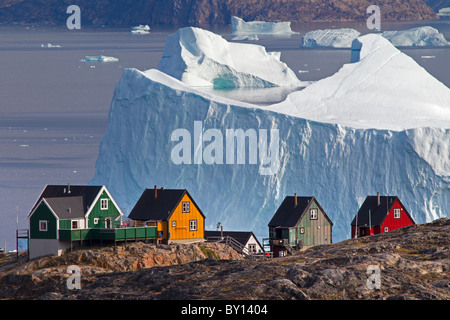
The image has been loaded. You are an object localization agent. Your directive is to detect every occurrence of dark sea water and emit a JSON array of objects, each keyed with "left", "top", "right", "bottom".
[{"left": 0, "top": 19, "right": 449, "bottom": 250}]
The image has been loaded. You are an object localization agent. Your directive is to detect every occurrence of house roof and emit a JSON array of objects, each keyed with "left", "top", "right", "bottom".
[
  {"left": 351, "top": 195, "right": 410, "bottom": 226},
  {"left": 29, "top": 185, "right": 103, "bottom": 217},
  {"left": 43, "top": 196, "right": 85, "bottom": 219},
  {"left": 127, "top": 188, "right": 205, "bottom": 221},
  {"left": 268, "top": 196, "right": 332, "bottom": 228},
  {"left": 204, "top": 230, "right": 263, "bottom": 249}
]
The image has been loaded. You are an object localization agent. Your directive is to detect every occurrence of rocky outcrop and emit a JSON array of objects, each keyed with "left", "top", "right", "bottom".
[
  {"left": 0, "top": 218, "right": 448, "bottom": 300},
  {"left": 0, "top": 0, "right": 438, "bottom": 27}
]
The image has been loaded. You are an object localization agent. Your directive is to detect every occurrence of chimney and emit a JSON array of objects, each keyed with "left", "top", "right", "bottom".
[
  {"left": 377, "top": 192, "right": 380, "bottom": 206},
  {"left": 294, "top": 193, "right": 298, "bottom": 207},
  {"left": 154, "top": 185, "right": 157, "bottom": 199}
]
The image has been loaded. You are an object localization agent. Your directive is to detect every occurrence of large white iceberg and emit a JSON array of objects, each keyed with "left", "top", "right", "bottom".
[
  {"left": 231, "top": 16, "right": 297, "bottom": 35},
  {"left": 382, "top": 26, "right": 449, "bottom": 47},
  {"left": 91, "top": 30, "right": 450, "bottom": 243},
  {"left": 300, "top": 28, "right": 361, "bottom": 48},
  {"left": 158, "top": 27, "right": 306, "bottom": 89}
]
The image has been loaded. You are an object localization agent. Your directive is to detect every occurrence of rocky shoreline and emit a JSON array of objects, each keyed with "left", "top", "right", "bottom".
[
  {"left": 0, "top": 218, "right": 448, "bottom": 300},
  {"left": 0, "top": 0, "right": 439, "bottom": 27}
]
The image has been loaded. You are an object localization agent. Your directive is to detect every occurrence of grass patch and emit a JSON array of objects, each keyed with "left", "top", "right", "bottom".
[{"left": 200, "top": 247, "right": 220, "bottom": 259}]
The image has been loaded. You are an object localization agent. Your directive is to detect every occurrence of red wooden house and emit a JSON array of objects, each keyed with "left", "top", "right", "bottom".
[{"left": 351, "top": 193, "right": 415, "bottom": 238}]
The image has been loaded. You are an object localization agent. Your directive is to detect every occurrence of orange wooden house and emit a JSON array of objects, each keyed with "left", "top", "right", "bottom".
[{"left": 128, "top": 186, "right": 205, "bottom": 244}]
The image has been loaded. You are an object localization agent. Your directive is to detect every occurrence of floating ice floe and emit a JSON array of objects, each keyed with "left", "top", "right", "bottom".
[
  {"left": 81, "top": 55, "right": 119, "bottom": 62},
  {"left": 132, "top": 24, "right": 150, "bottom": 31},
  {"left": 382, "top": 26, "right": 449, "bottom": 47},
  {"left": 158, "top": 27, "right": 307, "bottom": 89},
  {"left": 41, "top": 43, "right": 61, "bottom": 48},
  {"left": 438, "top": 7, "right": 450, "bottom": 17},
  {"left": 131, "top": 24, "right": 150, "bottom": 35},
  {"left": 300, "top": 28, "right": 361, "bottom": 48},
  {"left": 231, "top": 16, "right": 297, "bottom": 35},
  {"left": 131, "top": 30, "right": 150, "bottom": 35},
  {"left": 232, "top": 35, "right": 259, "bottom": 41}
]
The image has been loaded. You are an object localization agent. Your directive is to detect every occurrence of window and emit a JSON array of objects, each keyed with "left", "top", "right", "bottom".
[
  {"left": 394, "top": 208, "right": 401, "bottom": 219},
  {"left": 384, "top": 227, "right": 389, "bottom": 233},
  {"left": 300, "top": 227, "right": 305, "bottom": 234},
  {"left": 94, "top": 218, "right": 99, "bottom": 225},
  {"left": 189, "top": 220, "right": 197, "bottom": 231},
  {"left": 72, "top": 220, "right": 78, "bottom": 229},
  {"left": 39, "top": 220, "right": 48, "bottom": 232},
  {"left": 310, "top": 208, "right": 318, "bottom": 220},
  {"left": 100, "top": 198, "right": 108, "bottom": 210},
  {"left": 182, "top": 201, "right": 190, "bottom": 213},
  {"left": 172, "top": 220, "right": 176, "bottom": 227},
  {"left": 248, "top": 244, "right": 256, "bottom": 253}
]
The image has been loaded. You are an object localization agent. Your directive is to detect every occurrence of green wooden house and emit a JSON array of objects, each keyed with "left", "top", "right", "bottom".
[
  {"left": 27, "top": 184, "right": 156, "bottom": 259},
  {"left": 268, "top": 194, "right": 333, "bottom": 257}
]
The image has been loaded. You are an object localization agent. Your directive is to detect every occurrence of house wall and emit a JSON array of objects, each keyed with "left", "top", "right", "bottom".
[
  {"left": 29, "top": 202, "right": 57, "bottom": 239},
  {"left": 380, "top": 200, "right": 414, "bottom": 233},
  {"left": 168, "top": 193, "right": 204, "bottom": 241},
  {"left": 297, "top": 200, "right": 332, "bottom": 246},
  {"left": 246, "top": 234, "right": 264, "bottom": 253},
  {"left": 87, "top": 190, "right": 122, "bottom": 228},
  {"left": 29, "top": 239, "right": 71, "bottom": 259}
]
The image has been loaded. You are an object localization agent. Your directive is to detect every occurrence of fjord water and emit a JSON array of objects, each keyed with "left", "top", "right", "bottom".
[{"left": 0, "top": 20, "right": 449, "bottom": 250}]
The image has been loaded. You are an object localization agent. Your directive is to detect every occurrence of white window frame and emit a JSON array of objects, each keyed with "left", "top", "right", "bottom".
[
  {"left": 39, "top": 220, "right": 48, "bottom": 232},
  {"left": 94, "top": 218, "right": 99, "bottom": 225},
  {"left": 300, "top": 227, "right": 305, "bottom": 234},
  {"left": 310, "top": 208, "right": 318, "bottom": 220},
  {"left": 182, "top": 201, "right": 190, "bottom": 213},
  {"left": 100, "top": 198, "right": 108, "bottom": 210},
  {"left": 172, "top": 220, "right": 176, "bottom": 227},
  {"left": 189, "top": 220, "right": 197, "bottom": 231},
  {"left": 384, "top": 227, "right": 389, "bottom": 233},
  {"left": 71, "top": 220, "right": 79, "bottom": 229},
  {"left": 393, "top": 208, "right": 401, "bottom": 219}
]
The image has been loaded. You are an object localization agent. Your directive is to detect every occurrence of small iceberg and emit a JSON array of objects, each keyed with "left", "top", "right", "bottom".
[
  {"left": 131, "top": 24, "right": 150, "bottom": 34},
  {"left": 438, "top": 7, "right": 450, "bottom": 17},
  {"left": 41, "top": 43, "right": 61, "bottom": 48},
  {"left": 231, "top": 16, "right": 297, "bottom": 35},
  {"left": 382, "top": 26, "right": 449, "bottom": 47},
  {"left": 81, "top": 55, "right": 119, "bottom": 62},
  {"left": 300, "top": 28, "right": 361, "bottom": 48}
]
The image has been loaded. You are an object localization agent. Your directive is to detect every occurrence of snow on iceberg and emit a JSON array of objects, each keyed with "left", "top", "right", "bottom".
[
  {"left": 91, "top": 30, "right": 450, "bottom": 244},
  {"left": 158, "top": 27, "right": 306, "bottom": 89},
  {"left": 382, "top": 26, "right": 449, "bottom": 47},
  {"left": 300, "top": 28, "right": 361, "bottom": 48},
  {"left": 231, "top": 16, "right": 297, "bottom": 35},
  {"left": 273, "top": 34, "right": 450, "bottom": 131},
  {"left": 82, "top": 55, "right": 119, "bottom": 62}
]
